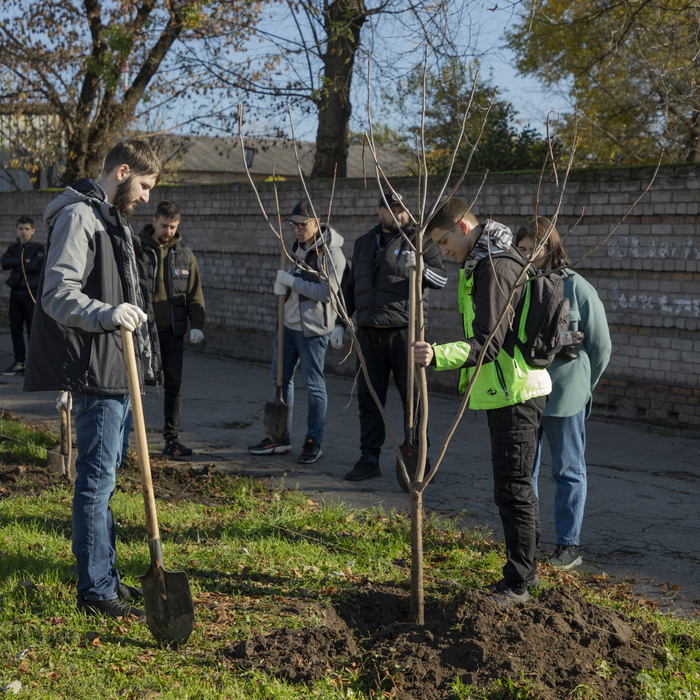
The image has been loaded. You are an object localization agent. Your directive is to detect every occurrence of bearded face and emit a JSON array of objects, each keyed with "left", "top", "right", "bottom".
[{"left": 112, "top": 177, "right": 141, "bottom": 216}]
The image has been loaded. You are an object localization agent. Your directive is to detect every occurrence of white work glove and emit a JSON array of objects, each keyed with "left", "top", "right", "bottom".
[
  {"left": 276, "top": 269, "right": 295, "bottom": 288},
  {"left": 112, "top": 303, "right": 147, "bottom": 332},
  {"left": 330, "top": 326, "right": 345, "bottom": 349},
  {"left": 274, "top": 281, "right": 288, "bottom": 296},
  {"left": 56, "top": 390, "right": 72, "bottom": 413},
  {"left": 189, "top": 328, "right": 204, "bottom": 344}
]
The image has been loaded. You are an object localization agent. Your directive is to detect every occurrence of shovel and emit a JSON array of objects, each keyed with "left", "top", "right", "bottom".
[
  {"left": 397, "top": 254, "right": 419, "bottom": 493},
  {"left": 263, "top": 241, "right": 289, "bottom": 442},
  {"left": 121, "top": 327, "right": 195, "bottom": 645}
]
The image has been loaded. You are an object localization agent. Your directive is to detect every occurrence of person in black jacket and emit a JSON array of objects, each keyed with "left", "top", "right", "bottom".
[
  {"left": 24, "top": 140, "right": 163, "bottom": 621},
  {"left": 331, "top": 192, "right": 448, "bottom": 481},
  {"left": 1, "top": 217, "right": 45, "bottom": 375}
]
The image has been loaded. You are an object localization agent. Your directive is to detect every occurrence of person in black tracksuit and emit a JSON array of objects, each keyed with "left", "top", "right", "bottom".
[
  {"left": 1, "top": 216, "right": 45, "bottom": 375},
  {"left": 331, "top": 192, "right": 447, "bottom": 481}
]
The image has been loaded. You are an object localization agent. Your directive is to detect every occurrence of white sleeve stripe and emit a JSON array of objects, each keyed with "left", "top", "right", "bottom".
[{"left": 423, "top": 268, "right": 448, "bottom": 287}]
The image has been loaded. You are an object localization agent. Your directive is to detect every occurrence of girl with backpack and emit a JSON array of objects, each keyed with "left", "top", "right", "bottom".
[{"left": 515, "top": 217, "right": 612, "bottom": 570}]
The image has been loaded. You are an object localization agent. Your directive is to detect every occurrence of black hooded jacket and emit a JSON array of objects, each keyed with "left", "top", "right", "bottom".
[{"left": 341, "top": 223, "right": 447, "bottom": 328}]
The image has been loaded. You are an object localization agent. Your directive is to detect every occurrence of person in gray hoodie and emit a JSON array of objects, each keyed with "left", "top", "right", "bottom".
[
  {"left": 24, "top": 140, "right": 163, "bottom": 621},
  {"left": 248, "top": 201, "right": 346, "bottom": 464}
]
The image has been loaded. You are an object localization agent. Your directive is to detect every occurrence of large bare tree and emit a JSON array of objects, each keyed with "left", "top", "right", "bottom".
[
  {"left": 190, "top": 0, "right": 466, "bottom": 177},
  {"left": 0, "top": 0, "right": 264, "bottom": 187}
]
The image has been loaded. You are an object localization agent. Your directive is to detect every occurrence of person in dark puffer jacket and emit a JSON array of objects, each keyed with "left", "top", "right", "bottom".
[
  {"left": 1, "top": 216, "right": 45, "bottom": 375},
  {"left": 24, "top": 140, "right": 163, "bottom": 622},
  {"left": 332, "top": 192, "right": 447, "bottom": 481},
  {"left": 138, "top": 200, "right": 205, "bottom": 458}
]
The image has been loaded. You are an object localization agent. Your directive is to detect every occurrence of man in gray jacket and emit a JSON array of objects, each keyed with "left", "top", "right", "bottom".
[
  {"left": 24, "top": 140, "right": 162, "bottom": 621},
  {"left": 248, "top": 201, "right": 346, "bottom": 464}
]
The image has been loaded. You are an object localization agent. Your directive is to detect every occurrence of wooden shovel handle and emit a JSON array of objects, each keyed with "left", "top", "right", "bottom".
[
  {"left": 276, "top": 241, "right": 286, "bottom": 390},
  {"left": 121, "top": 328, "right": 162, "bottom": 553}
]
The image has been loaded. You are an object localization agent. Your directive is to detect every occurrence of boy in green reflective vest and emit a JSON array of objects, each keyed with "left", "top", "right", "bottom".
[{"left": 413, "top": 198, "right": 551, "bottom": 606}]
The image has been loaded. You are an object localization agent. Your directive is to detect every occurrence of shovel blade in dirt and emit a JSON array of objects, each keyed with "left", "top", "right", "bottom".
[
  {"left": 264, "top": 389, "right": 289, "bottom": 443},
  {"left": 121, "top": 327, "right": 195, "bottom": 646},
  {"left": 396, "top": 440, "right": 419, "bottom": 493},
  {"left": 138, "top": 539, "right": 195, "bottom": 645}
]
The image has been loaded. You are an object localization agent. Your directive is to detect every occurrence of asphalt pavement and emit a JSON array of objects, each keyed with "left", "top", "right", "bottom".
[{"left": 2, "top": 327, "right": 699, "bottom": 616}]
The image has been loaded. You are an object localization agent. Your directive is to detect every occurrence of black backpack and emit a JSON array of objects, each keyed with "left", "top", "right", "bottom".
[{"left": 507, "top": 252, "right": 570, "bottom": 368}]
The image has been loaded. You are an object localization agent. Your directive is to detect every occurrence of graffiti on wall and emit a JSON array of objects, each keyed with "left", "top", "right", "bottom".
[
  {"left": 610, "top": 282, "right": 700, "bottom": 317},
  {"left": 607, "top": 236, "right": 700, "bottom": 259}
]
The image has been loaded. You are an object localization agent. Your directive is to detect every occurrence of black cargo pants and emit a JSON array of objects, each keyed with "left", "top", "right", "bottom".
[{"left": 487, "top": 394, "right": 547, "bottom": 593}]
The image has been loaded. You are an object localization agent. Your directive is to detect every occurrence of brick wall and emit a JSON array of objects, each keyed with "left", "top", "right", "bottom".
[{"left": 2, "top": 163, "right": 699, "bottom": 428}]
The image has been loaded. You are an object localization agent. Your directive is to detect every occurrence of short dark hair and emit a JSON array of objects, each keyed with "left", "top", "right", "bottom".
[
  {"left": 154, "top": 200, "right": 180, "bottom": 221},
  {"left": 515, "top": 216, "right": 570, "bottom": 269},
  {"left": 102, "top": 140, "right": 162, "bottom": 183},
  {"left": 426, "top": 197, "right": 479, "bottom": 234},
  {"left": 17, "top": 216, "right": 34, "bottom": 228}
]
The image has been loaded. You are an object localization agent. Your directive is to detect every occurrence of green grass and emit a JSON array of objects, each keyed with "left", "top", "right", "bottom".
[
  {"left": 0, "top": 416, "right": 699, "bottom": 698},
  {"left": 0, "top": 417, "right": 58, "bottom": 463}
]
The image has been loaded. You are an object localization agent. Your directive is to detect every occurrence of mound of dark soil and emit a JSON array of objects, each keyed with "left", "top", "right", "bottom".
[
  {"left": 0, "top": 441, "right": 226, "bottom": 506},
  {"left": 223, "top": 582, "right": 662, "bottom": 699}
]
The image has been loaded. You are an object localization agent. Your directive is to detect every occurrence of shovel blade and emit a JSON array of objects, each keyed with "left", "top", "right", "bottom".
[
  {"left": 264, "top": 399, "right": 289, "bottom": 443},
  {"left": 396, "top": 441, "right": 419, "bottom": 493},
  {"left": 138, "top": 565, "right": 194, "bottom": 645}
]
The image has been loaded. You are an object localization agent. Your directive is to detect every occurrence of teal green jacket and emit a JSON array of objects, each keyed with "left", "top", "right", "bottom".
[
  {"left": 432, "top": 253, "right": 551, "bottom": 410},
  {"left": 544, "top": 270, "right": 611, "bottom": 418}
]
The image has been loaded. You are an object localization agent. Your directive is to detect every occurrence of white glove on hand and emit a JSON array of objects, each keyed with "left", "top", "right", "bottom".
[
  {"left": 112, "top": 303, "right": 147, "bottom": 332},
  {"left": 276, "top": 270, "right": 295, "bottom": 288},
  {"left": 56, "top": 390, "right": 72, "bottom": 413},
  {"left": 330, "top": 326, "right": 345, "bottom": 349},
  {"left": 274, "top": 281, "right": 288, "bottom": 296},
  {"left": 189, "top": 328, "right": 204, "bottom": 344}
]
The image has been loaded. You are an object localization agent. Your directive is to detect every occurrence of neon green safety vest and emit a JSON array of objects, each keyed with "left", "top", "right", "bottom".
[{"left": 432, "top": 264, "right": 551, "bottom": 410}]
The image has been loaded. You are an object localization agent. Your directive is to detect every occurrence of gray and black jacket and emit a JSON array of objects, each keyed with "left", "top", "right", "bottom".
[
  {"left": 1, "top": 239, "right": 45, "bottom": 296},
  {"left": 341, "top": 223, "right": 447, "bottom": 328},
  {"left": 285, "top": 224, "right": 346, "bottom": 338},
  {"left": 23, "top": 178, "right": 161, "bottom": 395}
]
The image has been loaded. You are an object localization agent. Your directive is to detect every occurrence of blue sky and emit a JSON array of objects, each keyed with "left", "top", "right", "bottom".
[{"left": 232, "top": 0, "right": 573, "bottom": 143}]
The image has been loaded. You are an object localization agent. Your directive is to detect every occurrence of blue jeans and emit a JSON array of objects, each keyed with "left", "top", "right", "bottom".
[
  {"left": 72, "top": 393, "right": 131, "bottom": 601},
  {"left": 271, "top": 327, "right": 328, "bottom": 444},
  {"left": 532, "top": 406, "right": 587, "bottom": 547}
]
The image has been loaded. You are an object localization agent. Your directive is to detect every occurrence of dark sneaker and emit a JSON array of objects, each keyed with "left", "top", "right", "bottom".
[
  {"left": 77, "top": 595, "right": 145, "bottom": 621},
  {"left": 298, "top": 439, "right": 322, "bottom": 464},
  {"left": 485, "top": 579, "right": 530, "bottom": 607},
  {"left": 248, "top": 437, "right": 292, "bottom": 455},
  {"left": 345, "top": 454, "right": 381, "bottom": 481},
  {"left": 2, "top": 362, "right": 24, "bottom": 376},
  {"left": 162, "top": 440, "right": 193, "bottom": 457},
  {"left": 549, "top": 544, "right": 582, "bottom": 570},
  {"left": 117, "top": 581, "right": 143, "bottom": 603}
]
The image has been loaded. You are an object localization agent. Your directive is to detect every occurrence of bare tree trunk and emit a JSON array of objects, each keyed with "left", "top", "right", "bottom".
[
  {"left": 311, "top": 0, "right": 366, "bottom": 178},
  {"left": 410, "top": 226, "right": 429, "bottom": 624},
  {"left": 410, "top": 488, "right": 424, "bottom": 624},
  {"left": 62, "top": 1, "right": 184, "bottom": 184}
]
